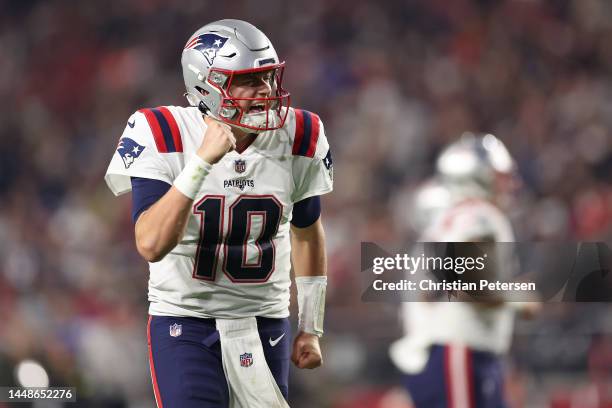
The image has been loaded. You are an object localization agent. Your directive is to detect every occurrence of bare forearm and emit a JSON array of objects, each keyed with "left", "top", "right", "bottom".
[
  {"left": 135, "top": 186, "right": 193, "bottom": 262},
  {"left": 290, "top": 218, "right": 327, "bottom": 277}
]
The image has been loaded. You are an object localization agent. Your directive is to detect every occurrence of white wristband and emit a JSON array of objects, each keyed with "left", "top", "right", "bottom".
[
  {"left": 296, "top": 276, "right": 327, "bottom": 337},
  {"left": 173, "top": 155, "right": 212, "bottom": 200}
]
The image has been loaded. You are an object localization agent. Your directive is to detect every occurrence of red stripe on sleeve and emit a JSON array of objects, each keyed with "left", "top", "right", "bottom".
[
  {"left": 292, "top": 109, "right": 305, "bottom": 155},
  {"left": 147, "top": 316, "right": 164, "bottom": 408},
  {"left": 158, "top": 107, "right": 183, "bottom": 152},
  {"left": 139, "top": 109, "right": 168, "bottom": 153},
  {"left": 305, "top": 112, "right": 320, "bottom": 158}
]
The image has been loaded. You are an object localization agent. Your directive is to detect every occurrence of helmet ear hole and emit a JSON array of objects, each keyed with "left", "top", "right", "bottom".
[{"left": 195, "top": 86, "right": 209, "bottom": 97}]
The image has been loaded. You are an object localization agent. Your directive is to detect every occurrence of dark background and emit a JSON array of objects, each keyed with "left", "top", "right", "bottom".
[{"left": 0, "top": 0, "right": 610, "bottom": 406}]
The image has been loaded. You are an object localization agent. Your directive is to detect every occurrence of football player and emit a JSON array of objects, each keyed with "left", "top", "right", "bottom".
[
  {"left": 105, "top": 20, "right": 333, "bottom": 408},
  {"left": 390, "top": 133, "right": 539, "bottom": 408}
]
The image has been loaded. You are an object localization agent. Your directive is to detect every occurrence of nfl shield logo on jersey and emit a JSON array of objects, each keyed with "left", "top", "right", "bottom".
[
  {"left": 234, "top": 159, "right": 246, "bottom": 173},
  {"left": 169, "top": 323, "right": 182, "bottom": 337},
  {"left": 240, "top": 352, "right": 253, "bottom": 367}
]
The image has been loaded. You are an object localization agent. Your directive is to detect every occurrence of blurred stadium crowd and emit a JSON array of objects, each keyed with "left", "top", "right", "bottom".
[{"left": 0, "top": 0, "right": 611, "bottom": 406}]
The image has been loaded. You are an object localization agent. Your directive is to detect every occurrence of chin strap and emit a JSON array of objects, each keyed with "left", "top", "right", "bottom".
[
  {"left": 198, "top": 101, "right": 210, "bottom": 115},
  {"left": 184, "top": 91, "right": 212, "bottom": 116},
  {"left": 296, "top": 276, "right": 327, "bottom": 337}
]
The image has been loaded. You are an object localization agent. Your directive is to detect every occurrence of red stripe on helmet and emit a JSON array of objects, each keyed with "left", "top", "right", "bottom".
[
  {"left": 292, "top": 109, "right": 305, "bottom": 155},
  {"left": 139, "top": 108, "right": 168, "bottom": 153},
  {"left": 158, "top": 107, "right": 183, "bottom": 152},
  {"left": 184, "top": 36, "right": 199, "bottom": 49}
]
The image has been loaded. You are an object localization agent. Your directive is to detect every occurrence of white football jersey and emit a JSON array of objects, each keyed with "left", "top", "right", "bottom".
[
  {"left": 105, "top": 106, "right": 333, "bottom": 319},
  {"left": 400, "top": 198, "right": 516, "bottom": 363},
  {"left": 421, "top": 198, "right": 514, "bottom": 243}
]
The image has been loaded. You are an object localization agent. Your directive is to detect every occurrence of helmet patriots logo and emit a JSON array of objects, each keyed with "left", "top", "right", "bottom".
[
  {"left": 184, "top": 33, "right": 229, "bottom": 66},
  {"left": 117, "top": 137, "right": 145, "bottom": 169}
]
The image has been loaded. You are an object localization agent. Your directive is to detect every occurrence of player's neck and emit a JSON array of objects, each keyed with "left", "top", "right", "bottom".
[{"left": 232, "top": 128, "right": 257, "bottom": 153}]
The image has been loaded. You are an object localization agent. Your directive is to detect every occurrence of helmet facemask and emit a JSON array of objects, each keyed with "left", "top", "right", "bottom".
[{"left": 208, "top": 65, "right": 290, "bottom": 133}]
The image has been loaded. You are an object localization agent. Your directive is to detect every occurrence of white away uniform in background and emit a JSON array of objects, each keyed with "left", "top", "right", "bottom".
[
  {"left": 415, "top": 198, "right": 516, "bottom": 354},
  {"left": 105, "top": 106, "right": 333, "bottom": 319},
  {"left": 391, "top": 198, "right": 516, "bottom": 407},
  {"left": 392, "top": 198, "right": 516, "bottom": 372}
]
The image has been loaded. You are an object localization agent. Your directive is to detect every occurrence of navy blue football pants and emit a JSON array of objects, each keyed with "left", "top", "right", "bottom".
[
  {"left": 147, "top": 315, "right": 291, "bottom": 408},
  {"left": 403, "top": 344, "right": 507, "bottom": 408}
]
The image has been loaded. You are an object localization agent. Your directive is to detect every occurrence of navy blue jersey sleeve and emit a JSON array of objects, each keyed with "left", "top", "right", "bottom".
[
  {"left": 290, "top": 196, "right": 321, "bottom": 228},
  {"left": 130, "top": 177, "right": 172, "bottom": 223}
]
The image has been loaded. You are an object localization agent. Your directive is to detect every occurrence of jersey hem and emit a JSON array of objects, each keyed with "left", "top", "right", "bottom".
[
  {"left": 148, "top": 304, "right": 290, "bottom": 320},
  {"left": 105, "top": 172, "right": 174, "bottom": 196},
  {"left": 292, "top": 186, "right": 333, "bottom": 204}
]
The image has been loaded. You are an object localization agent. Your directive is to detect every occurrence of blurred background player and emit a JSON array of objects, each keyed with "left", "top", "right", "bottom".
[
  {"left": 390, "top": 133, "right": 540, "bottom": 408},
  {"left": 105, "top": 20, "right": 333, "bottom": 407}
]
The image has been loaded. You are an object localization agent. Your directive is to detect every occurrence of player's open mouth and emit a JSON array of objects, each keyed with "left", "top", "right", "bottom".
[{"left": 248, "top": 104, "right": 265, "bottom": 113}]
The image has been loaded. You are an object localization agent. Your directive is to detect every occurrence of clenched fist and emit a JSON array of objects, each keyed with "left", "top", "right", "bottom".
[
  {"left": 197, "top": 116, "right": 236, "bottom": 164},
  {"left": 291, "top": 331, "right": 323, "bottom": 369}
]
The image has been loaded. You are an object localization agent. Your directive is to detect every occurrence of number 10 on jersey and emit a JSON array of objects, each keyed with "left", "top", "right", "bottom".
[{"left": 193, "top": 195, "right": 282, "bottom": 283}]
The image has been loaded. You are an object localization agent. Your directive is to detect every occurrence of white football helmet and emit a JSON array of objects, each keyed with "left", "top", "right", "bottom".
[
  {"left": 181, "top": 19, "right": 290, "bottom": 133},
  {"left": 436, "top": 132, "right": 517, "bottom": 198},
  {"left": 409, "top": 178, "right": 453, "bottom": 233}
]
